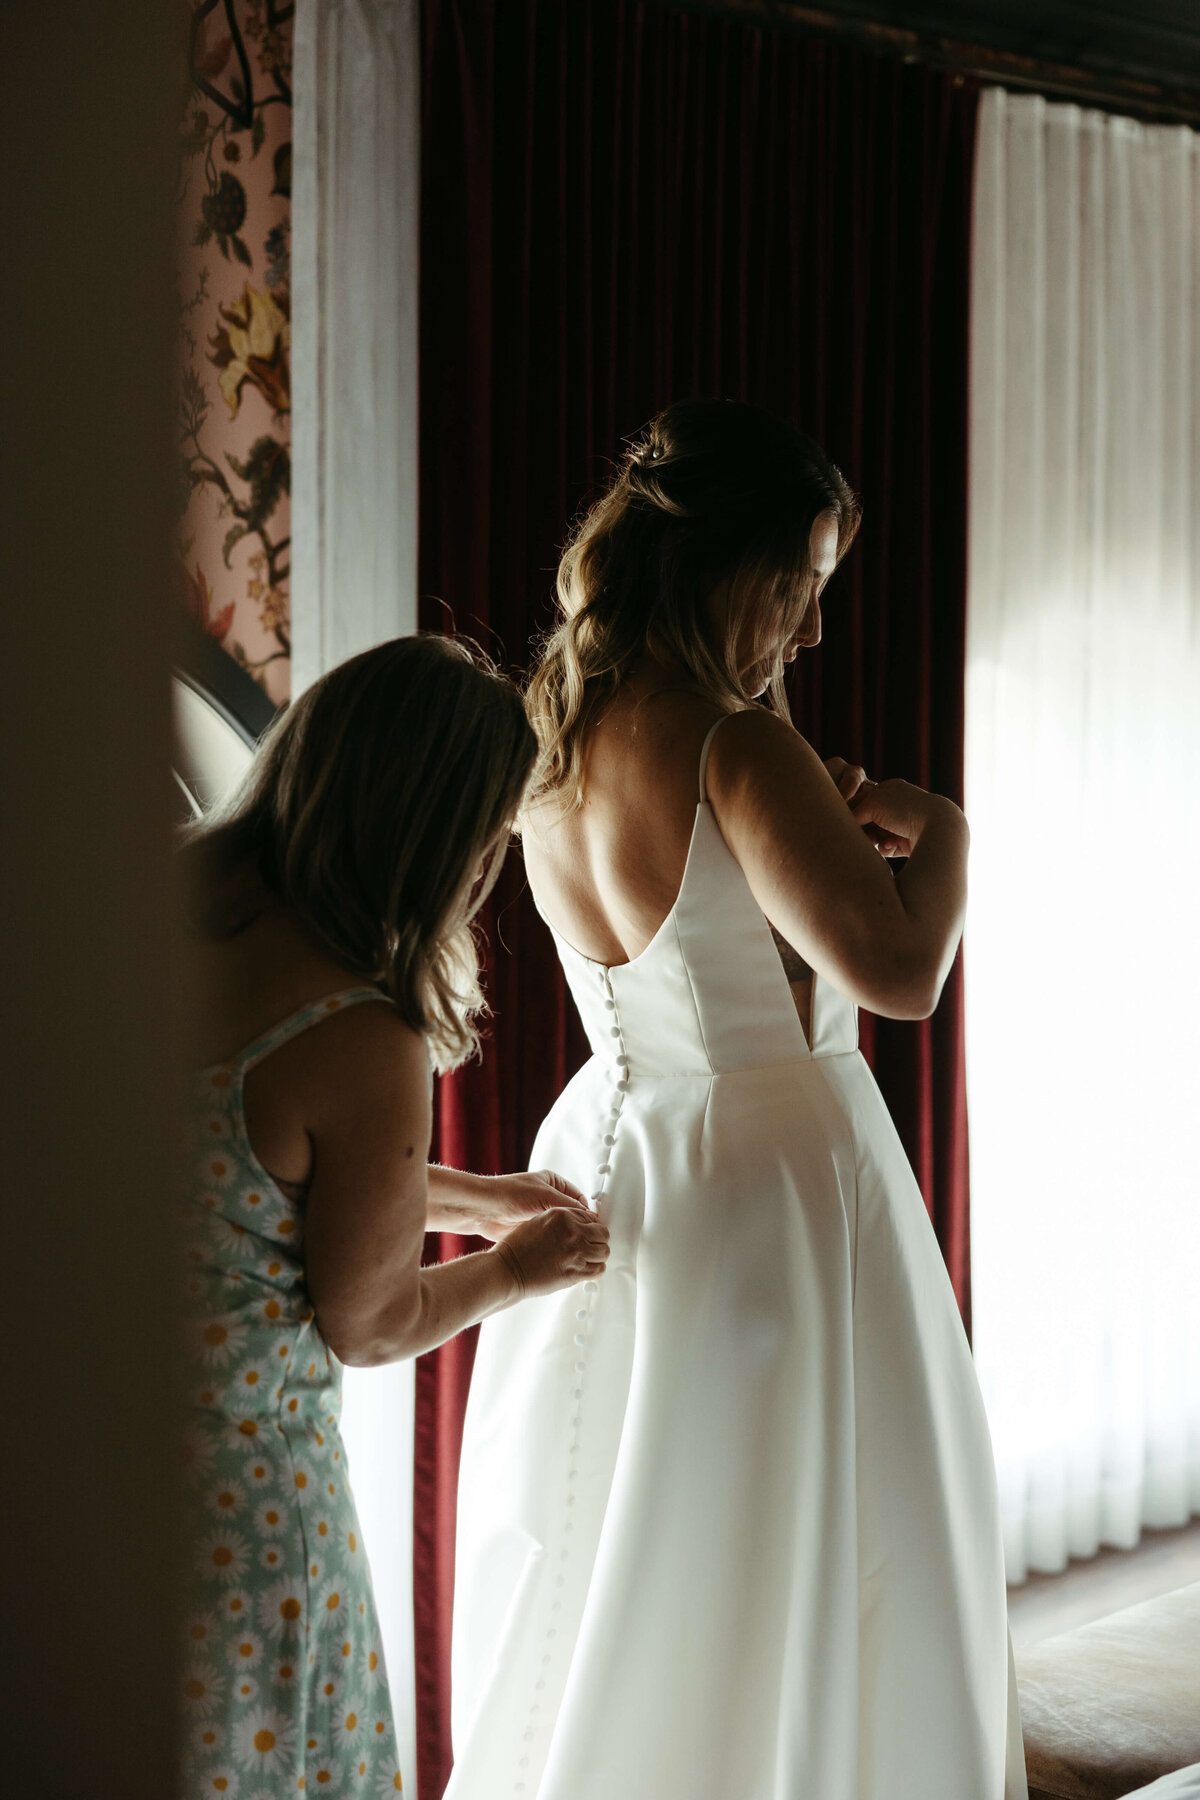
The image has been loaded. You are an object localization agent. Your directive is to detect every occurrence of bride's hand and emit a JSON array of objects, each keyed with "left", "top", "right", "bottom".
[
  {"left": 462, "top": 1169, "right": 593, "bottom": 1242},
  {"left": 823, "top": 756, "right": 923, "bottom": 858},
  {"left": 827, "top": 756, "right": 910, "bottom": 860},
  {"left": 823, "top": 755, "right": 871, "bottom": 804},
  {"left": 848, "top": 777, "right": 959, "bottom": 859}
]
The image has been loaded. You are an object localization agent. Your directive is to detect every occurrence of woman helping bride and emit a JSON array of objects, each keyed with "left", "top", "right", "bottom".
[{"left": 447, "top": 399, "right": 1026, "bottom": 1800}]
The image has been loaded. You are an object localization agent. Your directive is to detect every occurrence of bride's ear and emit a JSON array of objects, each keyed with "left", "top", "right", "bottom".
[{"left": 808, "top": 509, "right": 840, "bottom": 577}]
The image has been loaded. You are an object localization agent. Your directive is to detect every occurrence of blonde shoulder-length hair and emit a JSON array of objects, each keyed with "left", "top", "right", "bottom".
[
  {"left": 526, "top": 399, "right": 860, "bottom": 806},
  {"left": 181, "top": 635, "right": 537, "bottom": 1071}
]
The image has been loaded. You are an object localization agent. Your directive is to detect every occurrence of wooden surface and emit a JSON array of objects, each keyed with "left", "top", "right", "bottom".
[{"left": 1010, "top": 1521, "right": 1200, "bottom": 1650}]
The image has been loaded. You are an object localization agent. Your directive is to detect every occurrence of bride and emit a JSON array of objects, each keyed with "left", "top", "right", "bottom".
[{"left": 447, "top": 399, "right": 1027, "bottom": 1800}]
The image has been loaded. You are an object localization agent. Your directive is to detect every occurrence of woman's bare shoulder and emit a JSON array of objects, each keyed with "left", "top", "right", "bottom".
[
  {"left": 194, "top": 908, "right": 414, "bottom": 1070},
  {"left": 703, "top": 706, "right": 826, "bottom": 802},
  {"left": 276, "top": 995, "right": 428, "bottom": 1121}
]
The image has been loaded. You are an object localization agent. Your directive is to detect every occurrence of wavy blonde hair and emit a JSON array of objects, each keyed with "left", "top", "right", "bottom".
[
  {"left": 181, "top": 635, "right": 537, "bottom": 1071},
  {"left": 526, "top": 399, "right": 860, "bottom": 805}
]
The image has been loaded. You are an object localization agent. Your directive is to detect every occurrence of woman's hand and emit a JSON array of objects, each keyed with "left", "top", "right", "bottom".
[
  {"left": 427, "top": 1165, "right": 592, "bottom": 1239},
  {"left": 470, "top": 1169, "right": 594, "bottom": 1240},
  {"left": 495, "top": 1206, "right": 611, "bottom": 1299},
  {"left": 823, "top": 754, "right": 871, "bottom": 805},
  {"left": 848, "top": 778, "right": 962, "bottom": 859},
  {"left": 823, "top": 756, "right": 935, "bottom": 858}
]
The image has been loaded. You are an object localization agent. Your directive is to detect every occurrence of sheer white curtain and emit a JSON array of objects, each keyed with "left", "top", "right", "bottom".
[
  {"left": 966, "top": 87, "right": 1200, "bottom": 1584},
  {"left": 292, "top": 0, "right": 420, "bottom": 1774},
  {"left": 292, "top": 0, "right": 420, "bottom": 689}
]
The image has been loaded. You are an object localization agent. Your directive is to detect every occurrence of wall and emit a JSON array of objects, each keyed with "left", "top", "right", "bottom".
[
  {"left": 179, "top": 0, "right": 295, "bottom": 705},
  {"left": 2, "top": 4, "right": 184, "bottom": 1792}
]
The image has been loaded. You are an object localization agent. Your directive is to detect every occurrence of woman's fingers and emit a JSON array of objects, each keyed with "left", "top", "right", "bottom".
[
  {"left": 828, "top": 758, "right": 917, "bottom": 847},
  {"left": 496, "top": 1170, "right": 592, "bottom": 1225},
  {"left": 861, "top": 821, "right": 911, "bottom": 858},
  {"left": 500, "top": 1207, "right": 609, "bottom": 1296},
  {"left": 471, "top": 1169, "right": 593, "bottom": 1244},
  {"left": 535, "top": 1168, "right": 592, "bottom": 1211},
  {"left": 848, "top": 776, "right": 930, "bottom": 850},
  {"left": 823, "top": 756, "right": 871, "bottom": 803},
  {"left": 570, "top": 1214, "right": 611, "bottom": 1269}
]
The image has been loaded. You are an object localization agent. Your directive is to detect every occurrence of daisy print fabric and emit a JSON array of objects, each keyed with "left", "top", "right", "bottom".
[{"left": 180, "top": 990, "right": 405, "bottom": 1798}]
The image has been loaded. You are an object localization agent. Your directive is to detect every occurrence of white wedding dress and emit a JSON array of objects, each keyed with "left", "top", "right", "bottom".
[{"left": 448, "top": 723, "right": 1027, "bottom": 1800}]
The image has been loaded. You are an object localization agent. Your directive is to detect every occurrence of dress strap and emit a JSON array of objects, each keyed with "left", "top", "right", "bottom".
[
  {"left": 698, "top": 714, "right": 735, "bottom": 804},
  {"left": 231, "top": 986, "right": 391, "bottom": 1074}
]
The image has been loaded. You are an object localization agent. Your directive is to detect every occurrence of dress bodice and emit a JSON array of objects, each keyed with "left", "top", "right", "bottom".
[{"left": 545, "top": 780, "right": 859, "bottom": 1080}]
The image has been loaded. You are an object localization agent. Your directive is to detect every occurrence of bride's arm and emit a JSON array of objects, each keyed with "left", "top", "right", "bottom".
[{"left": 705, "top": 709, "right": 969, "bottom": 1020}]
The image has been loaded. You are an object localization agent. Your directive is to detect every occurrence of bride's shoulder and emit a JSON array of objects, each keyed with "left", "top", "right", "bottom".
[
  {"left": 703, "top": 707, "right": 824, "bottom": 802},
  {"left": 707, "top": 704, "right": 812, "bottom": 757}
]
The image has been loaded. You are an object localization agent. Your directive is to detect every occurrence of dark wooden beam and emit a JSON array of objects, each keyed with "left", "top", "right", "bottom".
[{"left": 642, "top": 0, "right": 1200, "bottom": 127}]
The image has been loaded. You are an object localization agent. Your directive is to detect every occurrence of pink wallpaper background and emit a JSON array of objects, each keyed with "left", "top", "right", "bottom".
[{"left": 178, "top": 1, "right": 294, "bottom": 705}]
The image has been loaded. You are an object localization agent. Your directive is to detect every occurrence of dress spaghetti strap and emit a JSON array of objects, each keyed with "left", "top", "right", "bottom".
[
  {"left": 227, "top": 985, "right": 390, "bottom": 1074},
  {"left": 698, "top": 714, "right": 735, "bottom": 804}
]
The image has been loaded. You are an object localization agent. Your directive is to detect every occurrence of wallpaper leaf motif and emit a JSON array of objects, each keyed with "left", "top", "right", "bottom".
[{"left": 178, "top": 0, "right": 293, "bottom": 702}]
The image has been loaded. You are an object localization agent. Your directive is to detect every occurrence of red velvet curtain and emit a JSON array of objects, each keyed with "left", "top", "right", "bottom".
[{"left": 415, "top": 5, "right": 978, "bottom": 1793}]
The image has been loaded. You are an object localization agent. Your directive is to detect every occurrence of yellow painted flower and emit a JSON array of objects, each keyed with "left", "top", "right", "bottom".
[
  {"left": 209, "top": 285, "right": 290, "bottom": 419},
  {"left": 260, "top": 587, "right": 288, "bottom": 632}
]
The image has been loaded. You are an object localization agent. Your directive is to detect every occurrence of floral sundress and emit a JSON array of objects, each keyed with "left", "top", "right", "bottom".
[{"left": 179, "top": 988, "right": 405, "bottom": 1799}]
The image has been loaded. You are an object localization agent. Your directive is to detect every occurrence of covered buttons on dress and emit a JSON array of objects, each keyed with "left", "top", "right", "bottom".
[{"left": 512, "top": 964, "right": 629, "bottom": 1792}]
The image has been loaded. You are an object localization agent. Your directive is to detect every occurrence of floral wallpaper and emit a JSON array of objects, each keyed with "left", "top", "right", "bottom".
[{"left": 178, "top": 1, "right": 294, "bottom": 705}]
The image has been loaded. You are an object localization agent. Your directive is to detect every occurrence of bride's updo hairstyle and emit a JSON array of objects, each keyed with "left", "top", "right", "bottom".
[
  {"left": 181, "top": 635, "right": 537, "bottom": 1070},
  {"left": 526, "top": 398, "right": 860, "bottom": 806}
]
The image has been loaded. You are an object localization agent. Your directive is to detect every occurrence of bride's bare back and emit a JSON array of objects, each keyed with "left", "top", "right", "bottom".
[
  {"left": 522, "top": 685, "right": 719, "bottom": 962},
  {"left": 522, "top": 675, "right": 971, "bottom": 1026},
  {"left": 522, "top": 682, "right": 820, "bottom": 1033}
]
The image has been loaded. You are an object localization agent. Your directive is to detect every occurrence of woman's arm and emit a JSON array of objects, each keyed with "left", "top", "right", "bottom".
[
  {"left": 301, "top": 1008, "right": 608, "bottom": 1366},
  {"left": 706, "top": 710, "right": 969, "bottom": 1020}
]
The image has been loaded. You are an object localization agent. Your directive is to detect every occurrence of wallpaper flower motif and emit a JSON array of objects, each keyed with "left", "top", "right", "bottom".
[{"left": 179, "top": 0, "right": 294, "bottom": 704}]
